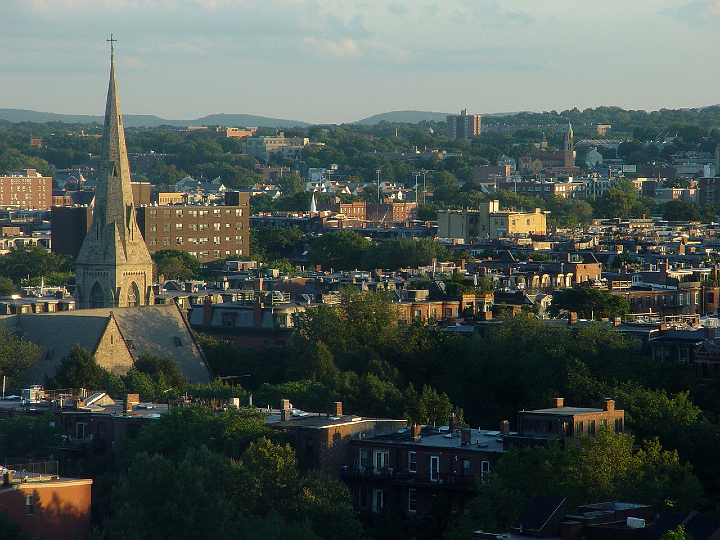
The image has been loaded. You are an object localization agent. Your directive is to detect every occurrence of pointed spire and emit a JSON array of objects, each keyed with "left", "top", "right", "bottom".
[
  {"left": 309, "top": 193, "right": 317, "bottom": 213},
  {"left": 93, "top": 44, "right": 135, "bottom": 240}
]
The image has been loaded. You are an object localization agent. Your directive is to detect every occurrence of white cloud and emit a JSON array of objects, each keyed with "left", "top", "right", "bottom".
[{"left": 302, "top": 37, "right": 363, "bottom": 58}]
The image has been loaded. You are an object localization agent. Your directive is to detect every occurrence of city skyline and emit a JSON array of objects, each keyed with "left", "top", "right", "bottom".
[{"left": 1, "top": 0, "right": 719, "bottom": 125}]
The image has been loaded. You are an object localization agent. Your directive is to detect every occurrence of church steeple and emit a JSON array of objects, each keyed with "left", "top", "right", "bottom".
[
  {"left": 564, "top": 123, "right": 575, "bottom": 168},
  {"left": 93, "top": 49, "right": 136, "bottom": 245},
  {"left": 75, "top": 41, "right": 154, "bottom": 309}
]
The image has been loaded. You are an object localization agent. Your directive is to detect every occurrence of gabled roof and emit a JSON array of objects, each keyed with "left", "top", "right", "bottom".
[{"left": 1, "top": 303, "right": 211, "bottom": 385}]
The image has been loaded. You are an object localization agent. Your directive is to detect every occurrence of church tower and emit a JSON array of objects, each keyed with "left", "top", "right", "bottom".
[
  {"left": 75, "top": 44, "right": 154, "bottom": 309},
  {"left": 564, "top": 123, "right": 575, "bottom": 168}
]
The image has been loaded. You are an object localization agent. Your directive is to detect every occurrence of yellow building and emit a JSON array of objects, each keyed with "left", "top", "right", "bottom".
[{"left": 437, "top": 200, "right": 547, "bottom": 241}]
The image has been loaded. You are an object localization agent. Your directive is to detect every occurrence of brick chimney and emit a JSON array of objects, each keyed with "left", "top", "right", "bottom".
[
  {"left": 123, "top": 393, "right": 139, "bottom": 413},
  {"left": 281, "top": 408, "right": 292, "bottom": 421},
  {"left": 3, "top": 471, "right": 12, "bottom": 486},
  {"left": 203, "top": 296, "right": 213, "bottom": 325},
  {"left": 568, "top": 312, "right": 578, "bottom": 325},
  {"left": 281, "top": 398, "right": 291, "bottom": 410},
  {"left": 554, "top": 397, "right": 564, "bottom": 408},
  {"left": 705, "top": 326, "right": 716, "bottom": 342},
  {"left": 604, "top": 398, "right": 615, "bottom": 412},
  {"left": 449, "top": 412, "right": 460, "bottom": 431},
  {"left": 613, "top": 316, "right": 622, "bottom": 326},
  {"left": 333, "top": 401, "right": 343, "bottom": 417},
  {"left": 500, "top": 420, "right": 510, "bottom": 436},
  {"left": 461, "top": 427, "right": 472, "bottom": 445},
  {"left": 412, "top": 424, "right": 421, "bottom": 441},
  {"left": 253, "top": 296, "right": 264, "bottom": 328}
]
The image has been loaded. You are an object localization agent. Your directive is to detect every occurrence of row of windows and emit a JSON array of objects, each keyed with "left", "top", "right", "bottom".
[
  {"left": 149, "top": 236, "right": 244, "bottom": 246},
  {"left": 147, "top": 208, "right": 243, "bottom": 218},
  {"left": 149, "top": 222, "right": 243, "bottom": 232}
]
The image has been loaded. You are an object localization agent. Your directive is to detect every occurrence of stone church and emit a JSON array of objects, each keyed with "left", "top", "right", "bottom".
[
  {"left": 74, "top": 50, "right": 154, "bottom": 309},
  {"left": 0, "top": 49, "right": 212, "bottom": 386}
]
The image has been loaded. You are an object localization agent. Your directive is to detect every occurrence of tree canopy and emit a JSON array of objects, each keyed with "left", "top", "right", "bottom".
[{"left": 549, "top": 287, "right": 629, "bottom": 320}]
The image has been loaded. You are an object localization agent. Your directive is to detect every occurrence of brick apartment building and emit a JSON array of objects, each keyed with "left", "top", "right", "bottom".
[
  {"left": 0, "top": 169, "right": 52, "bottom": 210},
  {"left": 317, "top": 200, "right": 418, "bottom": 223},
  {"left": 135, "top": 200, "right": 250, "bottom": 263},
  {"left": 345, "top": 423, "right": 501, "bottom": 517},
  {"left": 505, "top": 398, "right": 624, "bottom": 450},
  {"left": 0, "top": 465, "right": 92, "bottom": 540}
]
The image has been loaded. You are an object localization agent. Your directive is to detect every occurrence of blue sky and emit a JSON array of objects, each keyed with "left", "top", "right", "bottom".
[{"left": 1, "top": 0, "right": 719, "bottom": 124}]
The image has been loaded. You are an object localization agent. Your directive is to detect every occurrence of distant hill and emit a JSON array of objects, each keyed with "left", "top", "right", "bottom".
[
  {"left": 355, "top": 110, "right": 450, "bottom": 124},
  {"left": 0, "top": 109, "right": 310, "bottom": 129}
]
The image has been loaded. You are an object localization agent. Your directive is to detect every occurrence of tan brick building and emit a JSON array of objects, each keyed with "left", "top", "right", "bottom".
[
  {"left": 437, "top": 200, "right": 547, "bottom": 241},
  {"left": 0, "top": 169, "right": 52, "bottom": 210},
  {"left": 136, "top": 199, "right": 250, "bottom": 263}
]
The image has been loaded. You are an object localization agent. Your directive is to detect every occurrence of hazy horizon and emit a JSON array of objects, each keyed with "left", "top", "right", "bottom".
[{"left": 2, "top": 0, "right": 719, "bottom": 125}]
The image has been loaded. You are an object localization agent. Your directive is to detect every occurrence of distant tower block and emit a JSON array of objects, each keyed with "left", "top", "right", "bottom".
[
  {"left": 75, "top": 43, "right": 154, "bottom": 308},
  {"left": 446, "top": 109, "right": 481, "bottom": 139}
]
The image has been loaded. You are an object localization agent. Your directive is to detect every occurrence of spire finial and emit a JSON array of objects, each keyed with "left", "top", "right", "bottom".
[{"left": 107, "top": 34, "right": 117, "bottom": 57}]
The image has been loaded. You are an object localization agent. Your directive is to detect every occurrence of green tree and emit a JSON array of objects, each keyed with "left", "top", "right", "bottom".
[
  {"left": 0, "top": 245, "right": 72, "bottom": 284},
  {"left": 105, "top": 447, "right": 239, "bottom": 540},
  {"left": 468, "top": 429, "right": 703, "bottom": 532},
  {"left": 661, "top": 526, "right": 692, "bottom": 540},
  {"left": 0, "top": 276, "right": 14, "bottom": 296},
  {"left": 134, "top": 353, "right": 188, "bottom": 390},
  {"left": 49, "top": 344, "right": 108, "bottom": 390},
  {"left": 308, "top": 231, "right": 370, "bottom": 271},
  {"left": 279, "top": 172, "right": 306, "bottom": 196},
  {"left": 250, "top": 226, "right": 304, "bottom": 260},
  {"left": 296, "top": 288, "right": 400, "bottom": 352},
  {"left": 0, "top": 413, "right": 62, "bottom": 460},
  {"left": 548, "top": 288, "right": 629, "bottom": 320},
  {"left": 0, "top": 326, "right": 40, "bottom": 391},
  {"left": 151, "top": 249, "right": 201, "bottom": 281}
]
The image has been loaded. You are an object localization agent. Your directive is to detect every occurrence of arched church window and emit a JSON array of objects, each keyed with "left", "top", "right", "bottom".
[
  {"left": 127, "top": 282, "right": 139, "bottom": 307},
  {"left": 90, "top": 282, "right": 104, "bottom": 309}
]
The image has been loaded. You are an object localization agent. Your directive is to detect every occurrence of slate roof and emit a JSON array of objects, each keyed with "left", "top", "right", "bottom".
[{"left": 1, "top": 303, "right": 211, "bottom": 385}]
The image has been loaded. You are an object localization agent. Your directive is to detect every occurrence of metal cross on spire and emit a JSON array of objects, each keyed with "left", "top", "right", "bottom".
[{"left": 107, "top": 34, "right": 117, "bottom": 56}]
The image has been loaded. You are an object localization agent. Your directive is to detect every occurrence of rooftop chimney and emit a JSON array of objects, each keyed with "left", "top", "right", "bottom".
[
  {"left": 554, "top": 397, "right": 564, "bottom": 408},
  {"left": 568, "top": 312, "right": 577, "bottom": 325},
  {"left": 412, "top": 424, "right": 421, "bottom": 441},
  {"left": 203, "top": 296, "right": 213, "bottom": 325},
  {"left": 461, "top": 427, "right": 472, "bottom": 445},
  {"left": 500, "top": 420, "right": 510, "bottom": 436},
  {"left": 449, "top": 413, "right": 460, "bottom": 432},
  {"left": 123, "top": 393, "right": 140, "bottom": 413},
  {"left": 333, "top": 401, "right": 343, "bottom": 417},
  {"left": 281, "top": 398, "right": 291, "bottom": 410},
  {"left": 705, "top": 326, "right": 716, "bottom": 342},
  {"left": 281, "top": 408, "right": 291, "bottom": 422},
  {"left": 604, "top": 398, "right": 615, "bottom": 412}
]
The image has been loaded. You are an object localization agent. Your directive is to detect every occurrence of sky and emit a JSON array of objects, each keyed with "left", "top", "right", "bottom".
[{"left": 1, "top": 0, "right": 720, "bottom": 125}]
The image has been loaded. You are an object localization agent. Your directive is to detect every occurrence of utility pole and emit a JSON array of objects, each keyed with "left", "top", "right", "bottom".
[
  {"left": 421, "top": 170, "right": 427, "bottom": 204},
  {"left": 376, "top": 169, "right": 381, "bottom": 201},
  {"left": 413, "top": 172, "right": 421, "bottom": 203}
]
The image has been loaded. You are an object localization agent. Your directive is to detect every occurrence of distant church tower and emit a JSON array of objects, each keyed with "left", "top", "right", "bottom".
[
  {"left": 75, "top": 44, "right": 154, "bottom": 309},
  {"left": 564, "top": 123, "right": 575, "bottom": 168}
]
